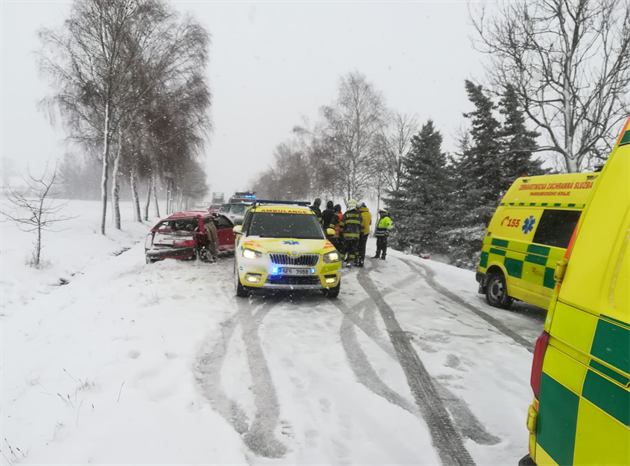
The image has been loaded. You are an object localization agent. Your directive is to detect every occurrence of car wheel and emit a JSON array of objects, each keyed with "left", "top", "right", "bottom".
[
  {"left": 198, "top": 248, "right": 211, "bottom": 262},
  {"left": 486, "top": 272, "right": 513, "bottom": 309},
  {"left": 323, "top": 280, "right": 341, "bottom": 299},
  {"left": 235, "top": 263, "right": 249, "bottom": 297}
]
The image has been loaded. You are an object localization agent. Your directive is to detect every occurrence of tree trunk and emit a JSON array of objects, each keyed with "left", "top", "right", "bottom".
[
  {"left": 130, "top": 163, "right": 142, "bottom": 223},
  {"left": 99, "top": 104, "right": 110, "bottom": 235},
  {"left": 566, "top": 157, "right": 579, "bottom": 173},
  {"left": 165, "top": 179, "right": 171, "bottom": 215},
  {"left": 111, "top": 133, "right": 123, "bottom": 230},
  {"left": 153, "top": 180, "right": 160, "bottom": 218},
  {"left": 144, "top": 176, "right": 152, "bottom": 221},
  {"left": 35, "top": 219, "right": 42, "bottom": 267}
]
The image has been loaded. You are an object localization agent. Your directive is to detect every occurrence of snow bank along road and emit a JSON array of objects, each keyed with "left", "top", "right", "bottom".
[{"left": 3, "top": 235, "right": 546, "bottom": 465}]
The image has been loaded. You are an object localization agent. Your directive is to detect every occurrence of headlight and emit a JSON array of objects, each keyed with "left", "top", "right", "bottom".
[
  {"left": 323, "top": 251, "right": 340, "bottom": 263},
  {"left": 243, "top": 248, "right": 262, "bottom": 259}
]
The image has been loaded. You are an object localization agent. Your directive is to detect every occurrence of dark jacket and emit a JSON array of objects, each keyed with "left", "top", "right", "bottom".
[{"left": 321, "top": 201, "right": 335, "bottom": 229}]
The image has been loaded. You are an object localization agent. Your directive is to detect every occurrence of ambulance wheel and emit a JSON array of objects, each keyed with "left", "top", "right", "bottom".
[
  {"left": 323, "top": 281, "right": 340, "bottom": 299},
  {"left": 235, "top": 263, "right": 249, "bottom": 297},
  {"left": 486, "top": 272, "right": 513, "bottom": 309}
]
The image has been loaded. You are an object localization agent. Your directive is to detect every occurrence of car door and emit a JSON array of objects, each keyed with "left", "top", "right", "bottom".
[{"left": 215, "top": 215, "right": 236, "bottom": 251}]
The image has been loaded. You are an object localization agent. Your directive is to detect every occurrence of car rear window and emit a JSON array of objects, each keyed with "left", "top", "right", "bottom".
[
  {"left": 532, "top": 210, "right": 581, "bottom": 249},
  {"left": 248, "top": 212, "right": 324, "bottom": 239}
]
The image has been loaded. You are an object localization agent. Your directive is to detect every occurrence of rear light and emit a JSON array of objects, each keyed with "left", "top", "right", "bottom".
[{"left": 531, "top": 331, "right": 550, "bottom": 399}]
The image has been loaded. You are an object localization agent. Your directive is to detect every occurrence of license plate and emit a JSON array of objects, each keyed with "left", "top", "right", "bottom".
[{"left": 279, "top": 268, "right": 310, "bottom": 275}]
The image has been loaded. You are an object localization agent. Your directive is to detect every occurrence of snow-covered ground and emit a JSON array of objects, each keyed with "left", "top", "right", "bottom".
[{"left": 2, "top": 201, "right": 544, "bottom": 465}]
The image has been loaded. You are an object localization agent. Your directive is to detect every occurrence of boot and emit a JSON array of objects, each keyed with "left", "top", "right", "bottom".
[
  {"left": 381, "top": 255, "right": 386, "bottom": 260},
  {"left": 346, "top": 262, "right": 353, "bottom": 268},
  {"left": 371, "top": 254, "right": 380, "bottom": 259}
]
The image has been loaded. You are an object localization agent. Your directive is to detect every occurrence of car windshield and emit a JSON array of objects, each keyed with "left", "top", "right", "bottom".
[
  {"left": 219, "top": 205, "right": 231, "bottom": 213},
  {"left": 248, "top": 212, "right": 324, "bottom": 239},
  {"left": 231, "top": 204, "right": 247, "bottom": 214}
]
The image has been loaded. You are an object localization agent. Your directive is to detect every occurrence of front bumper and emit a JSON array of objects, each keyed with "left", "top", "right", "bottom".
[
  {"left": 146, "top": 246, "right": 195, "bottom": 259},
  {"left": 237, "top": 257, "right": 341, "bottom": 290},
  {"left": 476, "top": 271, "right": 487, "bottom": 293}
]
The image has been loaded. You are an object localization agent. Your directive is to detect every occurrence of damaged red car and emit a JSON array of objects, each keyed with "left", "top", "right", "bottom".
[{"left": 145, "top": 211, "right": 236, "bottom": 264}]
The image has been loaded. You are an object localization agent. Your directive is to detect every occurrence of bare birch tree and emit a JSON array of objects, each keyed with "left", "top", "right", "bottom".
[
  {"left": 0, "top": 162, "right": 73, "bottom": 267},
  {"left": 471, "top": 0, "right": 630, "bottom": 172},
  {"left": 321, "top": 72, "right": 389, "bottom": 200},
  {"left": 378, "top": 113, "right": 419, "bottom": 195}
]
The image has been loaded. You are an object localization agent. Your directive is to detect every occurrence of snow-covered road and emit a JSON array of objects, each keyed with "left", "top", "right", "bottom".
[{"left": 2, "top": 206, "right": 545, "bottom": 465}]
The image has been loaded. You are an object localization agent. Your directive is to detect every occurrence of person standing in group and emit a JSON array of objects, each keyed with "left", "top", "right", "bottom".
[
  {"left": 309, "top": 198, "right": 322, "bottom": 222},
  {"left": 339, "top": 199, "right": 363, "bottom": 268},
  {"left": 357, "top": 202, "right": 371, "bottom": 267},
  {"left": 321, "top": 200, "right": 335, "bottom": 229},
  {"left": 373, "top": 209, "right": 392, "bottom": 260},
  {"left": 328, "top": 204, "right": 345, "bottom": 254},
  {"left": 204, "top": 217, "right": 219, "bottom": 262}
]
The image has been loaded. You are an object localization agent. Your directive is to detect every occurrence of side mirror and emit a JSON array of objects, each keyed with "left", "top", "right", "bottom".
[
  {"left": 233, "top": 225, "right": 243, "bottom": 235},
  {"left": 326, "top": 228, "right": 335, "bottom": 237}
]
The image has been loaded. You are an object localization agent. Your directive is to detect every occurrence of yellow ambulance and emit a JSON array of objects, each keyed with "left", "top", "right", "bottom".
[
  {"left": 476, "top": 172, "right": 597, "bottom": 309},
  {"left": 233, "top": 201, "right": 342, "bottom": 297},
  {"left": 521, "top": 119, "right": 630, "bottom": 466}
]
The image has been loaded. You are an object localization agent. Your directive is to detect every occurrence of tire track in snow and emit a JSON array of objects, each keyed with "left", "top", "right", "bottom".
[
  {"left": 356, "top": 268, "right": 476, "bottom": 466},
  {"left": 401, "top": 258, "right": 534, "bottom": 353},
  {"left": 236, "top": 297, "right": 287, "bottom": 458},
  {"left": 334, "top": 268, "right": 499, "bottom": 446},
  {"left": 196, "top": 297, "right": 287, "bottom": 458}
]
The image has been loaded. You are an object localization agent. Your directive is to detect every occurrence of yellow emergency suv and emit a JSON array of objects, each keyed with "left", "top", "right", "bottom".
[
  {"left": 233, "top": 201, "right": 342, "bottom": 297},
  {"left": 521, "top": 117, "right": 630, "bottom": 466},
  {"left": 476, "top": 172, "right": 597, "bottom": 309}
]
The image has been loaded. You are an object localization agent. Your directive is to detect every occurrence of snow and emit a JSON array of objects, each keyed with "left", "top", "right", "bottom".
[{"left": 2, "top": 200, "right": 544, "bottom": 465}]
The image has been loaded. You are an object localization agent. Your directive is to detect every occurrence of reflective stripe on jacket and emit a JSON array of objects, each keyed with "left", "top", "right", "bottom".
[
  {"left": 359, "top": 207, "right": 371, "bottom": 235},
  {"left": 340, "top": 209, "right": 364, "bottom": 239},
  {"left": 375, "top": 215, "right": 392, "bottom": 237}
]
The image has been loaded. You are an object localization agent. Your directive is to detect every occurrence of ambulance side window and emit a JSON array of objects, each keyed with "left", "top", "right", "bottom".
[{"left": 532, "top": 210, "right": 581, "bottom": 249}]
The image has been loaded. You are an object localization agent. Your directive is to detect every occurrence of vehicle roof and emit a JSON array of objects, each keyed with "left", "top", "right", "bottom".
[
  {"left": 501, "top": 172, "right": 598, "bottom": 206},
  {"left": 250, "top": 204, "right": 314, "bottom": 215},
  {"left": 167, "top": 211, "right": 212, "bottom": 219}
]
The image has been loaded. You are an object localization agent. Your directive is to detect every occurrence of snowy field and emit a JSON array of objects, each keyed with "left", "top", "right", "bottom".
[{"left": 1, "top": 200, "right": 545, "bottom": 465}]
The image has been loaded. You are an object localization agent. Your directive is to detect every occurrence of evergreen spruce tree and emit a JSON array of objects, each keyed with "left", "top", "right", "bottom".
[
  {"left": 498, "top": 85, "right": 547, "bottom": 191},
  {"left": 458, "top": 80, "right": 504, "bottom": 226},
  {"left": 388, "top": 120, "right": 450, "bottom": 253}
]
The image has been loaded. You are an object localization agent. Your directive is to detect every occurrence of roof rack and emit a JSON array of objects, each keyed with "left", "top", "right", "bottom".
[{"left": 253, "top": 200, "right": 310, "bottom": 206}]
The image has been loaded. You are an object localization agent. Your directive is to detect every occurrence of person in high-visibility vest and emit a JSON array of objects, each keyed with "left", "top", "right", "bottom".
[
  {"left": 328, "top": 204, "right": 345, "bottom": 254},
  {"left": 372, "top": 209, "right": 392, "bottom": 260},
  {"left": 339, "top": 199, "right": 363, "bottom": 268}
]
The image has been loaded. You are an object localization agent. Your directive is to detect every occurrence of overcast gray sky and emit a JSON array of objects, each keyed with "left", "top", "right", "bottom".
[{"left": 1, "top": 1, "right": 487, "bottom": 197}]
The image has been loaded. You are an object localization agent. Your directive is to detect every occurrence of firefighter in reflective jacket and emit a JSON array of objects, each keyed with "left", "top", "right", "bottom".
[
  {"left": 372, "top": 209, "right": 392, "bottom": 260},
  {"left": 328, "top": 204, "right": 344, "bottom": 254},
  {"left": 339, "top": 199, "right": 364, "bottom": 268}
]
